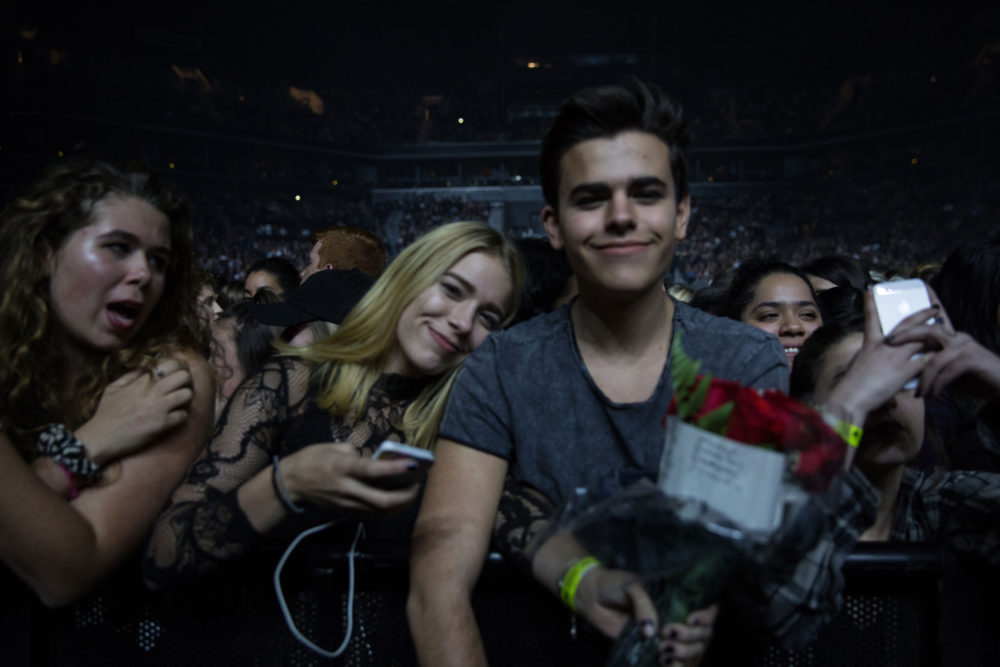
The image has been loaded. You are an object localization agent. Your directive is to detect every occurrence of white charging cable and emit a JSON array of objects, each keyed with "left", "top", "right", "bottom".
[{"left": 273, "top": 519, "right": 365, "bottom": 658}]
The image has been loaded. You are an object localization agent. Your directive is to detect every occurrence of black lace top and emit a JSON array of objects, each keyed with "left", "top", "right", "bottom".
[{"left": 143, "top": 356, "right": 428, "bottom": 589}]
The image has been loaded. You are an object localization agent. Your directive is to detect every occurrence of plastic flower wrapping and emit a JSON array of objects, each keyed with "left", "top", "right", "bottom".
[{"left": 530, "top": 334, "right": 850, "bottom": 666}]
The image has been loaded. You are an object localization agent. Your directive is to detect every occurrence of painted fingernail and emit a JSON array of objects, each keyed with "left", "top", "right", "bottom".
[
  {"left": 885, "top": 335, "right": 894, "bottom": 343},
  {"left": 662, "top": 642, "right": 675, "bottom": 655},
  {"left": 667, "top": 628, "right": 678, "bottom": 639}
]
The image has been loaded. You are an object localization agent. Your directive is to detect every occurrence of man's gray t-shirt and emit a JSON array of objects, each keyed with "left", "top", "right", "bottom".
[{"left": 439, "top": 299, "right": 789, "bottom": 505}]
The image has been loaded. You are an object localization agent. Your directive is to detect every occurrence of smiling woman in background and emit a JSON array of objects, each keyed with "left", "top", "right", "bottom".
[
  {"left": 724, "top": 259, "right": 823, "bottom": 369},
  {"left": 144, "top": 221, "right": 523, "bottom": 588}
]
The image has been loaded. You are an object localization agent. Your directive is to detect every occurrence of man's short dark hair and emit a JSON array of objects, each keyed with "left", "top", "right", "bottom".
[{"left": 539, "top": 78, "right": 692, "bottom": 209}]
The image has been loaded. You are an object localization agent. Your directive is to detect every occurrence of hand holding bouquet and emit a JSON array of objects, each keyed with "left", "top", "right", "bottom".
[{"left": 537, "top": 333, "right": 851, "bottom": 666}]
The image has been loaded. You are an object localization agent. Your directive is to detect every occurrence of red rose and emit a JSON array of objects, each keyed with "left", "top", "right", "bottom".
[
  {"left": 761, "top": 391, "right": 829, "bottom": 452},
  {"left": 725, "top": 386, "right": 784, "bottom": 444},
  {"left": 666, "top": 375, "right": 740, "bottom": 426},
  {"left": 663, "top": 371, "right": 847, "bottom": 492},
  {"left": 696, "top": 377, "right": 741, "bottom": 417}
]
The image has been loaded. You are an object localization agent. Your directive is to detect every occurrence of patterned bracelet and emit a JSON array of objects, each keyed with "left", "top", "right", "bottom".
[{"left": 36, "top": 423, "right": 101, "bottom": 483}]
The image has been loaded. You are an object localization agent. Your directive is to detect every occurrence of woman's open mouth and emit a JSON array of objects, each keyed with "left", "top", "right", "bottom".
[{"left": 107, "top": 301, "right": 141, "bottom": 330}]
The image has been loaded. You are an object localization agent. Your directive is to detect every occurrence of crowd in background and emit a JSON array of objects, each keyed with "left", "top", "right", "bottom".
[
  {"left": 0, "top": 159, "right": 995, "bottom": 290},
  {"left": 673, "top": 166, "right": 998, "bottom": 284},
  {"left": 158, "top": 166, "right": 996, "bottom": 288}
]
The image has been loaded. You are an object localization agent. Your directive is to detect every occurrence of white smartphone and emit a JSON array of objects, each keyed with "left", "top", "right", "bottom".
[
  {"left": 872, "top": 279, "right": 932, "bottom": 390},
  {"left": 371, "top": 441, "right": 435, "bottom": 488},
  {"left": 872, "top": 279, "right": 932, "bottom": 336}
]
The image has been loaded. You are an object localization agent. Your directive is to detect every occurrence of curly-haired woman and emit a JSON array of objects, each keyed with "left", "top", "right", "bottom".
[{"left": 0, "top": 157, "right": 214, "bottom": 607}]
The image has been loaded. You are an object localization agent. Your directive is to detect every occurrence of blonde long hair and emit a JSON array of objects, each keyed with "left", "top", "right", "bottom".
[{"left": 298, "top": 221, "right": 524, "bottom": 449}]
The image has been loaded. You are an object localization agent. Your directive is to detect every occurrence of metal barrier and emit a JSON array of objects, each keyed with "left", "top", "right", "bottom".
[{"left": 9, "top": 542, "right": 999, "bottom": 666}]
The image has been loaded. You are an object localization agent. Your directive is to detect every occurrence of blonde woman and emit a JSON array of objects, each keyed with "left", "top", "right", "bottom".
[
  {"left": 0, "top": 157, "right": 214, "bottom": 607},
  {"left": 144, "top": 221, "right": 523, "bottom": 588}
]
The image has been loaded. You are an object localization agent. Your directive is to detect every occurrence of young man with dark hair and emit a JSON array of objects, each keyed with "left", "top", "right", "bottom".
[
  {"left": 537, "top": 79, "right": 692, "bottom": 215},
  {"left": 408, "top": 80, "right": 868, "bottom": 665}
]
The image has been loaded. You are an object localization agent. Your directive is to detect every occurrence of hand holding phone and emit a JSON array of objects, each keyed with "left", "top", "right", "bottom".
[
  {"left": 371, "top": 441, "right": 434, "bottom": 489},
  {"left": 872, "top": 279, "right": 933, "bottom": 390},
  {"left": 872, "top": 279, "right": 933, "bottom": 336}
]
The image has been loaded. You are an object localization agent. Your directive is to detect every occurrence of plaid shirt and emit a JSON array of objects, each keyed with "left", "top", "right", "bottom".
[
  {"left": 746, "top": 465, "right": 1000, "bottom": 649},
  {"left": 730, "top": 468, "right": 878, "bottom": 649},
  {"left": 891, "top": 466, "right": 1000, "bottom": 564}
]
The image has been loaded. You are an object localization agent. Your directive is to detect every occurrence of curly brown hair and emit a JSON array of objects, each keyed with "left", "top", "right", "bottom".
[{"left": 0, "top": 156, "right": 208, "bottom": 457}]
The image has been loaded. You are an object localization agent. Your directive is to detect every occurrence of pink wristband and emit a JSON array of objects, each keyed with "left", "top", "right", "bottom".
[{"left": 57, "top": 464, "right": 79, "bottom": 500}]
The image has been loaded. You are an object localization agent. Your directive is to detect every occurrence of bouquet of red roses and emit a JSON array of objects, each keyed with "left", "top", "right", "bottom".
[
  {"left": 664, "top": 336, "right": 846, "bottom": 495},
  {"left": 539, "top": 333, "right": 849, "bottom": 667}
]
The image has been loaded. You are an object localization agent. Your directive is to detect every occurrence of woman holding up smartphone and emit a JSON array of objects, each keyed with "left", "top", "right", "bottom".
[
  {"left": 790, "top": 287, "right": 1000, "bottom": 555},
  {"left": 143, "top": 221, "right": 523, "bottom": 588}
]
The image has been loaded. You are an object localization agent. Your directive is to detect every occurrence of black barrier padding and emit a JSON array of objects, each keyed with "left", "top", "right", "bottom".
[{"left": 9, "top": 543, "right": 1000, "bottom": 667}]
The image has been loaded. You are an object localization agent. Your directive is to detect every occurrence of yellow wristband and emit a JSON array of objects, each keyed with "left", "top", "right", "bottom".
[
  {"left": 823, "top": 412, "right": 863, "bottom": 448},
  {"left": 558, "top": 556, "right": 600, "bottom": 612}
]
